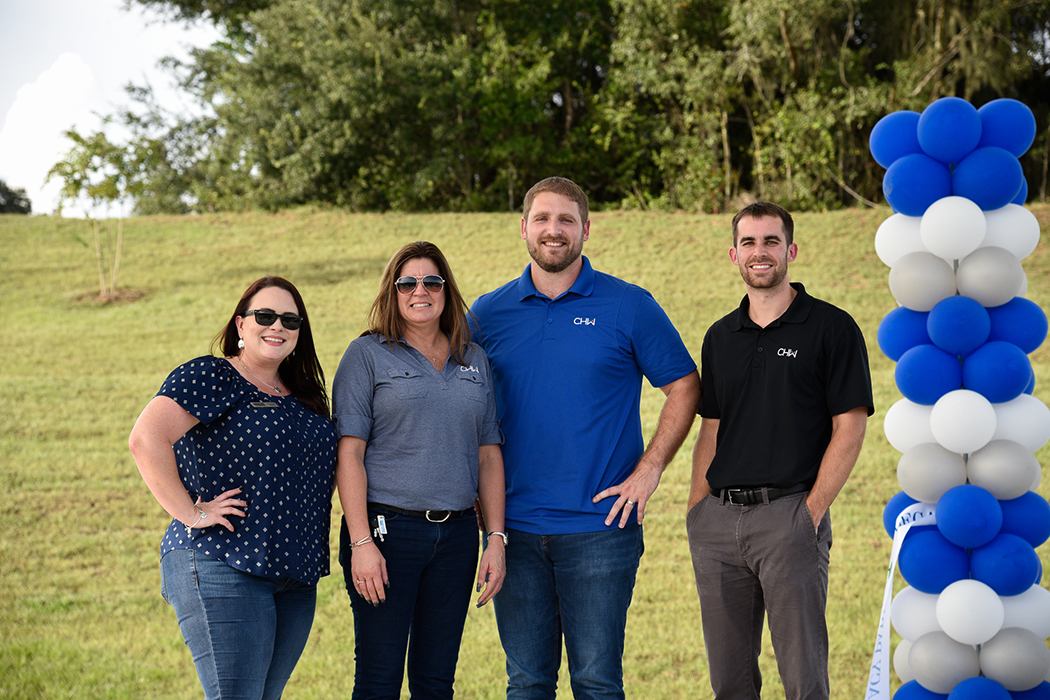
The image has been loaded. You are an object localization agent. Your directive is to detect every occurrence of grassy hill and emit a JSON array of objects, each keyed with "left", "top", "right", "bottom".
[{"left": 2, "top": 204, "right": 1048, "bottom": 699}]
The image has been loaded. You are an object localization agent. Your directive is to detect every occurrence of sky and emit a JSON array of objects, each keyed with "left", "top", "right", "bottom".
[{"left": 0, "top": 0, "right": 220, "bottom": 216}]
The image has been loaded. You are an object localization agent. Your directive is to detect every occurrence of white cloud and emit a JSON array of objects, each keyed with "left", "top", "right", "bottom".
[{"left": 0, "top": 53, "right": 97, "bottom": 215}]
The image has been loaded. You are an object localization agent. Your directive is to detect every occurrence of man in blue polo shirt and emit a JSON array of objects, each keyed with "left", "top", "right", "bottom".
[
  {"left": 470, "top": 176, "right": 700, "bottom": 699},
  {"left": 687, "top": 201, "right": 873, "bottom": 699}
]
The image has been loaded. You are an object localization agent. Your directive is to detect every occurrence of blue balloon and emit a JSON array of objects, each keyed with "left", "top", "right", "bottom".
[
  {"left": 883, "top": 153, "right": 952, "bottom": 217},
  {"left": 978, "top": 98, "right": 1037, "bottom": 157},
  {"left": 937, "top": 484, "right": 1002, "bottom": 548},
  {"left": 987, "top": 297, "right": 1048, "bottom": 354},
  {"left": 899, "top": 527, "right": 970, "bottom": 593},
  {"left": 1011, "top": 682, "right": 1050, "bottom": 700},
  {"left": 895, "top": 680, "right": 948, "bottom": 700},
  {"left": 948, "top": 677, "right": 1011, "bottom": 700},
  {"left": 884, "top": 491, "right": 920, "bottom": 537},
  {"left": 896, "top": 344, "right": 963, "bottom": 405},
  {"left": 870, "top": 111, "right": 922, "bottom": 169},
  {"left": 927, "top": 296, "right": 991, "bottom": 356},
  {"left": 962, "top": 340, "right": 1033, "bottom": 403},
  {"left": 1000, "top": 491, "right": 1050, "bottom": 548},
  {"left": 879, "top": 307, "right": 932, "bottom": 361},
  {"left": 918, "top": 97, "right": 982, "bottom": 164},
  {"left": 1026, "top": 373, "right": 1036, "bottom": 395},
  {"left": 970, "top": 532, "right": 1041, "bottom": 596},
  {"left": 1013, "top": 176, "right": 1029, "bottom": 205},
  {"left": 952, "top": 147, "right": 1024, "bottom": 211}
]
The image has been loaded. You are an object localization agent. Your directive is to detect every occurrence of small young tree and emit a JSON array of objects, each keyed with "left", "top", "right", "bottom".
[{"left": 46, "top": 124, "right": 140, "bottom": 300}]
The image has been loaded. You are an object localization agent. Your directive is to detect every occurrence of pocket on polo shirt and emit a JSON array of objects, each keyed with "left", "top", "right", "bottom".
[
  {"left": 387, "top": 367, "right": 428, "bottom": 399},
  {"left": 456, "top": 371, "right": 488, "bottom": 403}
]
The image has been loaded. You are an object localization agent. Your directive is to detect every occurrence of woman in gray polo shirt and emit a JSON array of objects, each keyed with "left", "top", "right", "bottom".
[{"left": 332, "top": 240, "right": 506, "bottom": 700}]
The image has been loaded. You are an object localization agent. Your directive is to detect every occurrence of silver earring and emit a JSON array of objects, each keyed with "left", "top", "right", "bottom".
[{"left": 237, "top": 338, "right": 245, "bottom": 349}]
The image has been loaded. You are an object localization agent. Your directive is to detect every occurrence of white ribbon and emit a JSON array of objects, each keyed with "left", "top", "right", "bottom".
[{"left": 864, "top": 502, "right": 938, "bottom": 699}]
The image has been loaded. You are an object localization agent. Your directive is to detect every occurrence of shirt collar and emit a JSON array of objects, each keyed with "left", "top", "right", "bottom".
[
  {"left": 731, "top": 282, "right": 813, "bottom": 330},
  {"left": 517, "top": 255, "right": 595, "bottom": 301}
]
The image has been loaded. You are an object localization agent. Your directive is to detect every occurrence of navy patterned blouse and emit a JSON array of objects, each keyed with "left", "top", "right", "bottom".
[{"left": 156, "top": 356, "right": 338, "bottom": 585}]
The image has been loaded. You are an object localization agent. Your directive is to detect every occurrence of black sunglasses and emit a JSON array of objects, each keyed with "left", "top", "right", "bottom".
[
  {"left": 243, "top": 309, "right": 304, "bottom": 330},
  {"left": 395, "top": 275, "right": 445, "bottom": 294}
]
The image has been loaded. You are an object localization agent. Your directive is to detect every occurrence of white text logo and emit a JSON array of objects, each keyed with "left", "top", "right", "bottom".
[
  {"left": 460, "top": 365, "right": 479, "bottom": 373},
  {"left": 778, "top": 348, "right": 798, "bottom": 358},
  {"left": 574, "top": 317, "right": 596, "bottom": 326}
]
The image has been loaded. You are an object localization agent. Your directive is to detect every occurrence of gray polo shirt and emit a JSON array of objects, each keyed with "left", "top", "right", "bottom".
[{"left": 332, "top": 333, "right": 502, "bottom": 511}]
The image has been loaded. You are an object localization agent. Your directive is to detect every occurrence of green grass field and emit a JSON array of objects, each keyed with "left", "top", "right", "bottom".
[{"left": 2, "top": 204, "right": 1048, "bottom": 699}]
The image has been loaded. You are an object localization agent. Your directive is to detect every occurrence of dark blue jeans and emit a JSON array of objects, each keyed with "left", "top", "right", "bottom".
[
  {"left": 339, "top": 509, "right": 479, "bottom": 700},
  {"left": 160, "top": 548, "right": 317, "bottom": 700},
  {"left": 493, "top": 524, "right": 644, "bottom": 700}
]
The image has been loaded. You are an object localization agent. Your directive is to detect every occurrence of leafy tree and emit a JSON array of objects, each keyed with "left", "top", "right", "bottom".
[
  {"left": 0, "top": 180, "right": 32, "bottom": 214},
  {"left": 46, "top": 125, "right": 142, "bottom": 299}
]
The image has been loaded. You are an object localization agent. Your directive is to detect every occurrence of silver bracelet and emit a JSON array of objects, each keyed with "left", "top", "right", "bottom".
[
  {"left": 185, "top": 504, "right": 207, "bottom": 537},
  {"left": 487, "top": 531, "right": 508, "bottom": 546},
  {"left": 350, "top": 535, "right": 373, "bottom": 550}
]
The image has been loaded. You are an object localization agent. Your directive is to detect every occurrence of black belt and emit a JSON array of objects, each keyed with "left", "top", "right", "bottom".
[
  {"left": 367, "top": 502, "right": 473, "bottom": 523},
  {"left": 719, "top": 483, "right": 809, "bottom": 506}
]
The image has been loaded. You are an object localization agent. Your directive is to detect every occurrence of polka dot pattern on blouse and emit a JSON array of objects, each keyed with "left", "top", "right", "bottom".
[{"left": 157, "top": 356, "right": 338, "bottom": 585}]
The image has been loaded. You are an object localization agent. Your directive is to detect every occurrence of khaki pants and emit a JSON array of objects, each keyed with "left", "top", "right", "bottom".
[{"left": 686, "top": 491, "right": 832, "bottom": 700}]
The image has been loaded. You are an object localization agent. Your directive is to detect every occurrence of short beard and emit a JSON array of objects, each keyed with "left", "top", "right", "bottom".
[{"left": 527, "top": 237, "right": 583, "bottom": 274}]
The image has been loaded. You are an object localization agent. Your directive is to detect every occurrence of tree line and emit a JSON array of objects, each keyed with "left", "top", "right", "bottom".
[{"left": 53, "top": 0, "right": 1050, "bottom": 215}]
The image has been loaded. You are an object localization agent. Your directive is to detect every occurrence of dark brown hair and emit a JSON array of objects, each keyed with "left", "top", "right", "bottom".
[
  {"left": 211, "top": 276, "right": 330, "bottom": 418},
  {"left": 731, "top": 201, "right": 794, "bottom": 247},
  {"left": 365, "top": 241, "right": 474, "bottom": 367},
  {"left": 522, "top": 176, "right": 589, "bottom": 223}
]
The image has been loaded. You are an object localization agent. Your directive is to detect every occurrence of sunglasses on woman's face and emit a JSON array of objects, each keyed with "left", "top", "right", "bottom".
[
  {"left": 395, "top": 275, "right": 445, "bottom": 294},
  {"left": 244, "top": 309, "right": 304, "bottom": 330}
]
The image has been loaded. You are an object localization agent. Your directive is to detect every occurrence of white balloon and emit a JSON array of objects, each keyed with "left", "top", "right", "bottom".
[
  {"left": 983, "top": 204, "right": 1041, "bottom": 260},
  {"left": 888, "top": 251, "right": 957, "bottom": 312},
  {"left": 980, "top": 627, "right": 1050, "bottom": 691},
  {"left": 920, "top": 196, "right": 987, "bottom": 262},
  {"left": 966, "top": 440, "right": 1041, "bottom": 500},
  {"left": 885, "top": 399, "right": 936, "bottom": 453},
  {"left": 894, "top": 639, "right": 915, "bottom": 684},
  {"left": 892, "top": 586, "right": 942, "bottom": 641},
  {"left": 930, "top": 390, "right": 997, "bottom": 455},
  {"left": 1002, "top": 585, "right": 1050, "bottom": 639},
  {"left": 993, "top": 395, "right": 1050, "bottom": 452},
  {"left": 876, "top": 213, "right": 927, "bottom": 267},
  {"left": 897, "top": 442, "right": 967, "bottom": 502},
  {"left": 908, "top": 631, "right": 980, "bottom": 694},
  {"left": 936, "top": 579, "right": 1005, "bottom": 645},
  {"left": 956, "top": 246, "right": 1025, "bottom": 308}
]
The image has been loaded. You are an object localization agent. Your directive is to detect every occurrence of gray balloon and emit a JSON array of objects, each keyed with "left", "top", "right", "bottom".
[
  {"left": 888, "top": 252, "right": 957, "bottom": 312},
  {"left": 967, "top": 440, "right": 1041, "bottom": 500},
  {"left": 980, "top": 627, "right": 1050, "bottom": 691},
  {"left": 898, "top": 442, "right": 967, "bottom": 503},
  {"left": 956, "top": 246, "right": 1024, "bottom": 308},
  {"left": 909, "top": 631, "right": 980, "bottom": 694}
]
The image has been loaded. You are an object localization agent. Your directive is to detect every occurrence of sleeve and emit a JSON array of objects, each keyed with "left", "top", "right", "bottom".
[
  {"left": 698, "top": 327, "right": 720, "bottom": 419},
  {"left": 472, "top": 345, "right": 503, "bottom": 447},
  {"left": 331, "top": 338, "right": 378, "bottom": 440},
  {"left": 823, "top": 313, "right": 875, "bottom": 417},
  {"left": 629, "top": 288, "right": 697, "bottom": 389},
  {"left": 156, "top": 356, "right": 245, "bottom": 425}
]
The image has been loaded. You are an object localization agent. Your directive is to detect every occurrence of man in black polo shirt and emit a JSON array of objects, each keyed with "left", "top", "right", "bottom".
[{"left": 687, "top": 201, "right": 873, "bottom": 699}]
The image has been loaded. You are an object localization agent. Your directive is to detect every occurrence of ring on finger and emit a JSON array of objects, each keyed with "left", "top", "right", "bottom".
[{"left": 626, "top": 500, "right": 635, "bottom": 506}]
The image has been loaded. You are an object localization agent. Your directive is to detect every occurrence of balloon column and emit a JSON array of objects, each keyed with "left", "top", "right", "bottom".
[{"left": 869, "top": 97, "right": 1050, "bottom": 699}]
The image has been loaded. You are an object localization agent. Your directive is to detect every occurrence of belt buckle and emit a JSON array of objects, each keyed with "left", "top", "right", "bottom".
[
  {"left": 727, "top": 489, "right": 748, "bottom": 506},
  {"left": 426, "top": 510, "right": 451, "bottom": 523}
]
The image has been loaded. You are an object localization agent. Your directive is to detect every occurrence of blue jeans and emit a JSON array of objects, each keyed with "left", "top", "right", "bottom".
[
  {"left": 339, "top": 509, "right": 479, "bottom": 700},
  {"left": 160, "top": 548, "right": 317, "bottom": 700},
  {"left": 493, "top": 525, "right": 644, "bottom": 700}
]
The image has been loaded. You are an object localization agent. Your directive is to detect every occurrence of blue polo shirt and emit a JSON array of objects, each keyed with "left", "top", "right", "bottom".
[{"left": 470, "top": 256, "right": 696, "bottom": 534}]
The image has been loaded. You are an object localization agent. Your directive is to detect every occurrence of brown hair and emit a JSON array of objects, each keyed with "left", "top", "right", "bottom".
[
  {"left": 522, "top": 176, "right": 589, "bottom": 223},
  {"left": 365, "top": 241, "right": 474, "bottom": 367},
  {"left": 731, "top": 201, "right": 794, "bottom": 247},
  {"left": 211, "top": 276, "right": 330, "bottom": 418}
]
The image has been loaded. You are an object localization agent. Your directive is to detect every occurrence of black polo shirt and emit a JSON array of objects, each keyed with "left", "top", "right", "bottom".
[{"left": 699, "top": 283, "right": 874, "bottom": 490}]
